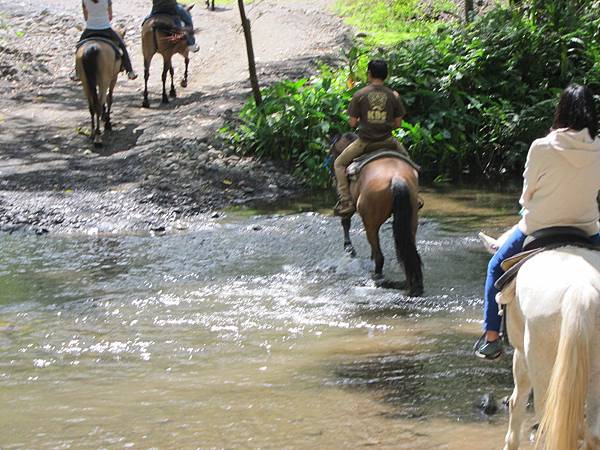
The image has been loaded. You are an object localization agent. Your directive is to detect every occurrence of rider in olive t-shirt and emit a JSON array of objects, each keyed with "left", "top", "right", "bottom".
[{"left": 333, "top": 60, "right": 410, "bottom": 217}]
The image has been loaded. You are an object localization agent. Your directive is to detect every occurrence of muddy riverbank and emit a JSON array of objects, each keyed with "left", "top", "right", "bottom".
[{"left": 0, "top": 0, "right": 349, "bottom": 233}]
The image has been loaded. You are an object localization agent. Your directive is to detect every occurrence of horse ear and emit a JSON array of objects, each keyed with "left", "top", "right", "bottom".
[{"left": 187, "top": 3, "right": 194, "bottom": 10}]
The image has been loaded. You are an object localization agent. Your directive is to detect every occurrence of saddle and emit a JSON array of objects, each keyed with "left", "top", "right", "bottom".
[
  {"left": 347, "top": 149, "right": 420, "bottom": 182},
  {"left": 143, "top": 14, "right": 181, "bottom": 32},
  {"left": 76, "top": 37, "right": 122, "bottom": 58},
  {"left": 495, "top": 226, "right": 599, "bottom": 292}
]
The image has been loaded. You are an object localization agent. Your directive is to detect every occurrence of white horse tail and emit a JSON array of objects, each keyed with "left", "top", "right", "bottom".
[{"left": 537, "top": 284, "right": 596, "bottom": 450}]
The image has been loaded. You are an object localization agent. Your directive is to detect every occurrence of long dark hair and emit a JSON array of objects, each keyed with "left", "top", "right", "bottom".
[{"left": 552, "top": 84, "right": 598, "bottom": 139}]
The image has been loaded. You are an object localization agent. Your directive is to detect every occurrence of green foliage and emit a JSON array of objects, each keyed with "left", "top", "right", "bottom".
[
  {"left": 220, "top": 70, "right": 352, "bottom": 187},
  {"left": 223, "top": 1, "right": 600, "bottom": 186},
  {"left": 385, "top": 4, "right": 600, "bottom": 181},
  {"left": 335, "top": 0, "right": 458, "bottom": 46}
]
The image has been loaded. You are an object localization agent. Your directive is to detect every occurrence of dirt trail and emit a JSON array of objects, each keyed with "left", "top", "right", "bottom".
[{"left": 0, "top": 0, "right": 349, "bottom": 233}]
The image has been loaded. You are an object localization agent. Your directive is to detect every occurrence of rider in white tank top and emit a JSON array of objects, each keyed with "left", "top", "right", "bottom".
[{"left": 83, "top": 0, "right": 112, "bottom": 30}]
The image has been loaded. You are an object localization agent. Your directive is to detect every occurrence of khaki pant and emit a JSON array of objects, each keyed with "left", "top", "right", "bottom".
[{"left": 334, "top": 136, "right": 410, "bottom": 202}]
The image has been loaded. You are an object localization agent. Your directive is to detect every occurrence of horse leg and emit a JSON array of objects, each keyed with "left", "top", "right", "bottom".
[
  {"left": 365, "top": 224, "right": 384, "bottom": 278},
  {"left": 142, "top": 59, "right": 151, "bottom": 108},
  {"left": 181, "top": 56, "right": 189, "bottom": 88},
  {"left": 341, "top": 216, "right": 355, "bottom": 257},
  {"left": 93, "top": 109, "right": 102, "bottom": 147},
  {"left": 104, "top": 77, "right": 116, "bottom": 131},
  {"left": 169, "top": 64, "right": 176, "bottom": 98},
  {"left": 504, "top": 349, "right": 531, "bottom": 450},
  {"left": 161, "top": 61, "right": 170, "bottom": 104}
]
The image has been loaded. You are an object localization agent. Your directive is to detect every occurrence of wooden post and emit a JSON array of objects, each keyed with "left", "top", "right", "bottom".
[
  {"left": 465, "top": 0, "right": 474, "bottom": 21},
  {"left": 237, "top": 0, "right": 262, "bottom": 106}
]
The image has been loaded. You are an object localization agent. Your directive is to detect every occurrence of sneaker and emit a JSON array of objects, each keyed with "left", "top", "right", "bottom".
[
  {"left": 188, "top": 44, "right": 200, "bottom": 53},
  {"left": 334, "top": 200, "right": 355, "bottom": 217},
  {"left": 127, "top": 71, "right": 138, "bottom": 80},
  {"left": 474, "top": 333, "right": 503, "bottom": 360}
]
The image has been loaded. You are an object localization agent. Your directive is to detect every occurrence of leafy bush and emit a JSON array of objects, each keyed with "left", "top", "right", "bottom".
[
  {"left": 222, "top": 2, "right": 600, "bottom": 186},
  {"left": 220, "top": 69, "right": 352, "bottom": 187}
]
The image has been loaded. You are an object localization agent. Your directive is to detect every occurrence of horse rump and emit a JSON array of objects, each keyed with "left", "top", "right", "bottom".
[{"left": 391, "top": 179, "right": 423, "bottom": 296}]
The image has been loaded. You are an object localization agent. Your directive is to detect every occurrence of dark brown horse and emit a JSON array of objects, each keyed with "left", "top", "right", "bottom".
[
  {"left": 332, "top": 132, "right": 423, "bottom": 296},
  {"left": 141, "top": 6, "right": 195, "bottom": 107}
]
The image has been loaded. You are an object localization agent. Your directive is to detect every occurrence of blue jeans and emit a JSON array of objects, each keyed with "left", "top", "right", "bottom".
[
  {"left": 483, "top": 228, "right": 600, "bottom": 332},
  {"left": 176, "top": 4, "right": 196, "bottom": 46}
]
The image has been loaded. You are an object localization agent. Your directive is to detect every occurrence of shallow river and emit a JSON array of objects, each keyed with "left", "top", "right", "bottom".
[{"left": 0, "top": 189, "right": 537, "bottom": 449}]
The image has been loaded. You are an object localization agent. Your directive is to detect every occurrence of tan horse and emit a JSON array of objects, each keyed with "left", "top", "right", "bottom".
[
  {"left": 141, "top": 6, "right": 194, "bottom": 108},
  {"left": 75, "top": 38, "right": 122, "bottom": 147},
  {"left": 332, "top": 132, "right": 423, "bottom": 296}
]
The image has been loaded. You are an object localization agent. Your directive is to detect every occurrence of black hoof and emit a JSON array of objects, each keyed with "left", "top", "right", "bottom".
[
  {"left": 169, "top": 90, "right": 177, "bottom": 98},
  {"left": 180, "top": 80, "right": 187, "bottom": 88},
  {"left": 93, "top": 141, "right": 103, "bottom": 149},
  {"left": 372, "top": 272, "right": 384, "bottom": 281},
  {"left": 161, "top": 95, "right": 169, "bottom": 104},
  {"left": 142, "top": 99, "right": 150, "bottom": 108},
  {"left": 344, "top": 244, "right": 356, "bottom": 257},
  {"left": 407, "top": 285, "right": 424, "bottom": 297},
  {"left": 104, "top": 122, "right": 112, "bottom": 131}
]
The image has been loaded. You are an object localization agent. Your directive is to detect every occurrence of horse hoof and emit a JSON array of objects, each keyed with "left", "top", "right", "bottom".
[
  {"left": 408, "top": 285, "right": 424, "bottom": 297},
  {"left": 142, "top": 99, "right": 150, "bottom": 108},
  {"left": 180, "top": 80, "right": 187, "bottom": 88},
  {"left": 104, "top": 122, "right": 112, "bottom": 131},
  {"left": 344, "top": 244, "right": 356, "bottom": 258},
  {"left": 169, "top": 90, "right": 177, "bottom": 99},
  {"left": 93, "top": 141, "right": 103, "bottom": 149},
  {"left": 162, "top": 96, "right": 169, "bottom": 104}
]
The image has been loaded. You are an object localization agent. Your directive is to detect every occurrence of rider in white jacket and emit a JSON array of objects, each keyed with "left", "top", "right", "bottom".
[{"left": 475, "top": 84, "right": 600, "bottom": 360}]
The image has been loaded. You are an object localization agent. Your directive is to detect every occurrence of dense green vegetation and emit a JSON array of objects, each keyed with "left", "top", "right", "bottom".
[{"left": 221, "top": 1, "right": 600, "bottom": 187}]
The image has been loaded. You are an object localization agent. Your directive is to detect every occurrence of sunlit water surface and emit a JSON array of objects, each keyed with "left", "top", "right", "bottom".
[{"left": 0, "top": 192, "right": 536, "bottom": 448}]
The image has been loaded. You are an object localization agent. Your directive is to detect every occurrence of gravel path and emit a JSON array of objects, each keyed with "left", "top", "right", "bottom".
[{"left": 0, "top": 0, "right": 349, "bottom": 233}]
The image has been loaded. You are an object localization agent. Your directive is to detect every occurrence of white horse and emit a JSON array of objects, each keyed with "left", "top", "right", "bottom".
[{"left": 480, "top": 231, "right": 600, "bottom": 449}]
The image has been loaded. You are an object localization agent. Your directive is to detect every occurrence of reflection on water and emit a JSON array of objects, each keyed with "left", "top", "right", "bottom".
[{"left": 0, "top": 191, "right": 536, "bottom": 448}]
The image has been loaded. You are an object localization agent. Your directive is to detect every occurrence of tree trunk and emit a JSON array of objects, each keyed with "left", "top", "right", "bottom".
[
  {"left": 464, "top": 0, "right": 474, "bottom": 21},
  {"left": 237, "top": 0, "right": 262, "bottom": 106}
]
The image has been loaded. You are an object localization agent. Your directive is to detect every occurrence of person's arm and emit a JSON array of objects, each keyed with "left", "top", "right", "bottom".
[
  {"left": 520, "top": 141, "right": 543, "bottom": 204},
  {"left": 108, "top": 0, "right": 113, "bottom": 21},
  {"left": 348, "top": 92, "right": 361, "bottom": 129},
  {"left": 393, "top": 91, "right": 406, "bottom": 129}
]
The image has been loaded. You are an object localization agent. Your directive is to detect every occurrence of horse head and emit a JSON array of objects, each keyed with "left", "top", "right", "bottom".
[{"left": 330, "top": 132, "right": 357, "bottom": 161}]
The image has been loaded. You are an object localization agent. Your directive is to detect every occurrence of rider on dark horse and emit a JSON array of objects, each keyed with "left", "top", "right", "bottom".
[
  {"left": 333, "top": 60, "right": 413, "bottom": 217},
  {"left": 71, "top": 0, "right": 137, "bottom": 81},
  {"left": 149, "top": 0, "right": 199, "bottom": 53}
]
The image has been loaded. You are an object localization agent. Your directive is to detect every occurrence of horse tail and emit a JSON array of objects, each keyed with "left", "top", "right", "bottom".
[
  {"left": 391, "top": 178, "right": 423, "bottom": 295},
  {"left": 536, "top": 284, "right": 597, "bottom": 450},
  {"left": 82, "top": 44, "right": 101, "bottom": 116}
]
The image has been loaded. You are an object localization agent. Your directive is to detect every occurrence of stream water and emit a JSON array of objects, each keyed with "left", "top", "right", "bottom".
[{"left": 0, "top": 189, "right": 537, "bottom": 449}]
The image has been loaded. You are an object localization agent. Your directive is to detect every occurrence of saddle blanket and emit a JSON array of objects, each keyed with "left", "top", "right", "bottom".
[
  {"left": 495, "top": 227, "right": 600, "bottom": 292},
  {"left": 76, "top": 37, "right": 122, "bottom": 58},
  {"left": 347, "top": 150, "right": 420, "bottom": 181}
]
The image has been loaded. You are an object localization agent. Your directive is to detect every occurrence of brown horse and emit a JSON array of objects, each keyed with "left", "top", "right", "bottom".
[
  {"left": 75, "top": 38, "right": 122, "bottom": 147},
  {"left": 141, "top": 6, "right": 195, "bottom": 107},
  {"left": 332, "top": 132, "right": 423, "bottom": 296}
]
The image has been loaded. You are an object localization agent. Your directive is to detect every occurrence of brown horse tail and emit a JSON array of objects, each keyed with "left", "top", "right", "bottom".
[
  {"left": 82, "top": 44, "right": 101, "bottom": 116},
  {"left": 391, "top": 179, "right": 423, "bottom": 296}
]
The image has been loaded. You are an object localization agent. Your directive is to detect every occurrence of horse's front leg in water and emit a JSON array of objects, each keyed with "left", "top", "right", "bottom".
[{"left": 341, "top": 216, "right": 356, "bottom": 257}]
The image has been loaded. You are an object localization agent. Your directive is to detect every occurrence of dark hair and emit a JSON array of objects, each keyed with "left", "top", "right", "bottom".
[
  {"left": 553, "top": 84, "right": 598, "bottom": 138},
  {"left": 367, "top": 60, "right": 388, "bottom": 80}
]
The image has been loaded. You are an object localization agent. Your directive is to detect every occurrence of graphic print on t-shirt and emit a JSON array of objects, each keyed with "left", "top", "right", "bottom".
[{"left": 366, "top": 91, "right": 388, "bottom": 124}]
